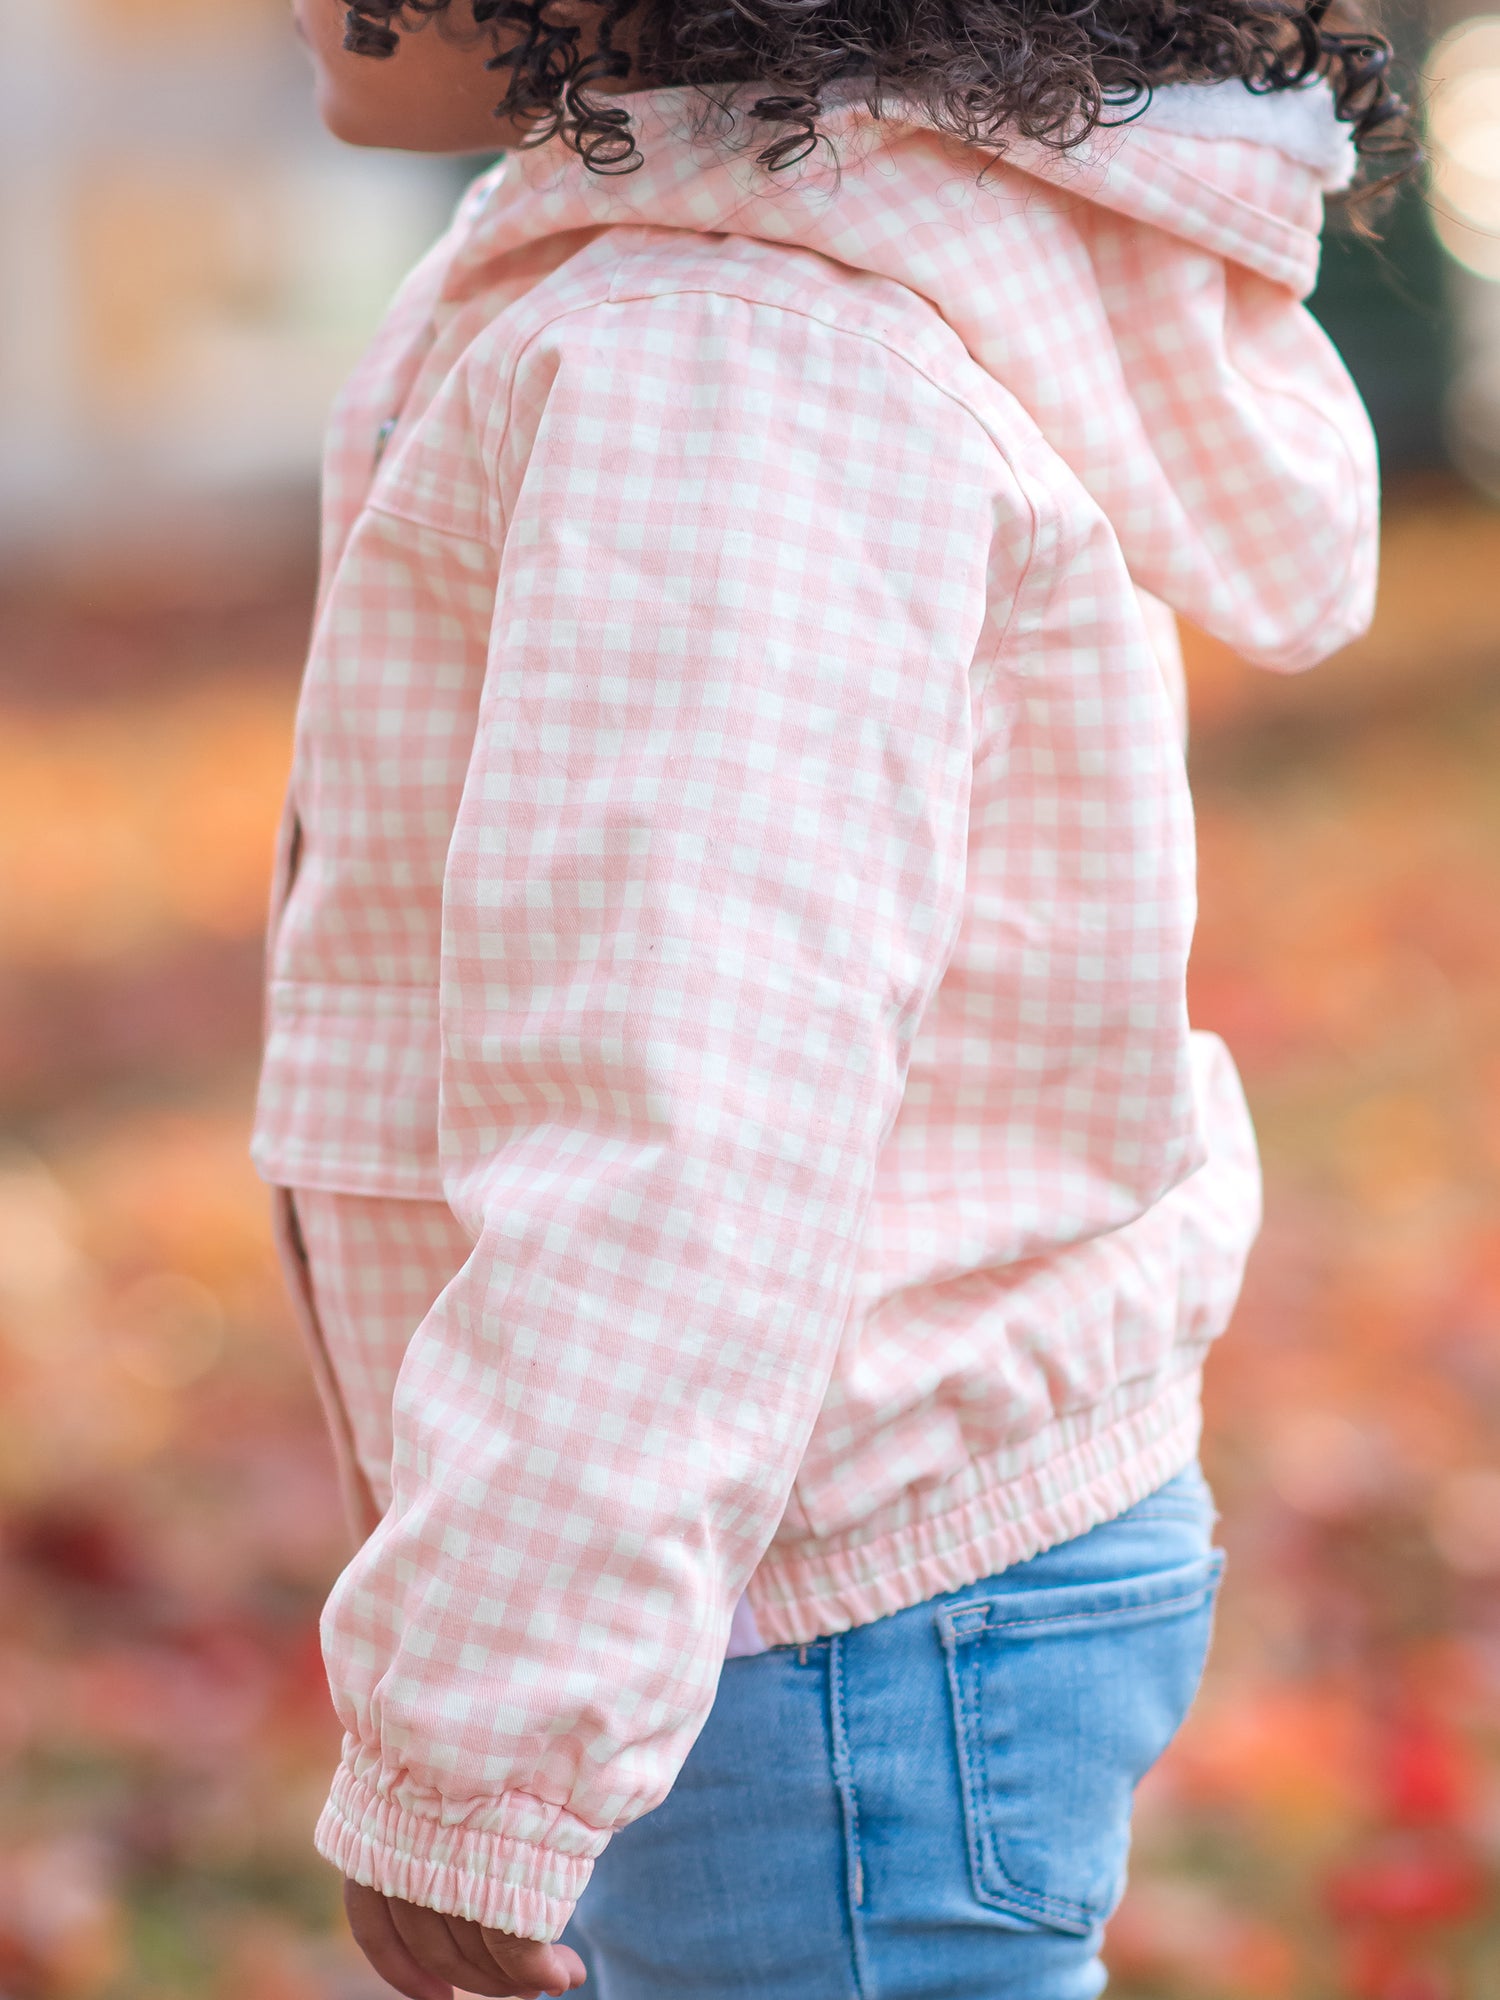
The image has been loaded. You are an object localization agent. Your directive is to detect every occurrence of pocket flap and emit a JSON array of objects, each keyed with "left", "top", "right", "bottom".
[{"left": 251, "top": 980, "right": 446, "bottom": 1198}]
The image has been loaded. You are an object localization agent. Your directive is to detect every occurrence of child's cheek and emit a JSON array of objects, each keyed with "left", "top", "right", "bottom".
[
  {"left": 293, "top": 0, "right": 388, "bottom": 147},
  {"left": 292, "top": 0, "right": 344, "bottom": 62},
  {"left": 296, "top": 0, "right": 380, "bottom": 110}
]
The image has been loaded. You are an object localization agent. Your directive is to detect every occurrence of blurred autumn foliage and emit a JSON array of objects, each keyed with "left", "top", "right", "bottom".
[{"left": 3, "top": 477, "right": 1500, "bottom": 1998}]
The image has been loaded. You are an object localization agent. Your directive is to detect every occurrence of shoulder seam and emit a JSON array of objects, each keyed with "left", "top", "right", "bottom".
[
  {"left": 487, "top": 278, "right": 1058, "bottom": 714},
  {"left": 376, "top": 270, "right": 1062, "bottom": 721}
]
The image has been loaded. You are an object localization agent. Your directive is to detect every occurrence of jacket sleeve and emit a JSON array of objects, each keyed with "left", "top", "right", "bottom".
[{"left": 311, "top": 289, "right": 1003, "bottom": 1938}]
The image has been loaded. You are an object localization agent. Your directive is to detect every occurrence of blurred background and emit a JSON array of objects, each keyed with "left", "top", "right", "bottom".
[{"left": 1, "top": 1, "right": 1499, "bottom": 1996}]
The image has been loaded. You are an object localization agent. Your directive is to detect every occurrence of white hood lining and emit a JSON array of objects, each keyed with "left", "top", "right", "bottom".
[{"left": 1136, "top": 79, "right": 1356, "bottom": 188}]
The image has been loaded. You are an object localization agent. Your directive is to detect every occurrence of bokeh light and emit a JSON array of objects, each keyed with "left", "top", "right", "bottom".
[{"left": 1428, "top": 16, "right": 1500, "bottom": 280}]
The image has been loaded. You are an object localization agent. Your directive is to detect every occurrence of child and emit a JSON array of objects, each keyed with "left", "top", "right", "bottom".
[{"left": 257, "top": 4, "right": 1406, "bottom": 1995}]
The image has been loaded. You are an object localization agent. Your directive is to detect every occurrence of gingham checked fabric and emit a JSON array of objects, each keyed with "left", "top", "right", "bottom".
[{"left": 252, "top": 84, "right": 1377, "bottom": 1937}]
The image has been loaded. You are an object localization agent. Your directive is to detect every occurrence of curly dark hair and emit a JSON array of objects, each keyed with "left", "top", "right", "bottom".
[{"left": 341, "top": 0, "right": 1412, "bottom": 189}]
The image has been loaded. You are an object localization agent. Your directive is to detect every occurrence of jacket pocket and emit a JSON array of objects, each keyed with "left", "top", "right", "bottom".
[
  {"left": 251, "top": 979, "right": 446, "bottom": 1198},
  {"left": 938, "top": 1547, "right": 1224, "bottom": 1934}
]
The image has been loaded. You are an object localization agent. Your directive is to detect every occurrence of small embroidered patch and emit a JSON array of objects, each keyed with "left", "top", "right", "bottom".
[{"left": 373, "top": 418, "right": 397, "bottom": 465}]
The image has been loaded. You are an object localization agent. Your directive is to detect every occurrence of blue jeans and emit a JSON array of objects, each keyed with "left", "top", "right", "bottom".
[{"left": 564, "top": 1464, "right": 1222, "bottom": 2000}]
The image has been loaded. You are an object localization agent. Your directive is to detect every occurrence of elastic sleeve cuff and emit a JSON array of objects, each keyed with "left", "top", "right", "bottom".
[{"left": 314, "top": 1755, "right": 605, "bottom": 1941}]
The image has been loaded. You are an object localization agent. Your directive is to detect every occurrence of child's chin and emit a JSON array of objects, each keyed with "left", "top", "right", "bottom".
[
  {"left": 315, "top": 86, "right": 494, "bottom": 153},
  {"left": 315, "top": 82, "right": 399, "bottom": 148}
]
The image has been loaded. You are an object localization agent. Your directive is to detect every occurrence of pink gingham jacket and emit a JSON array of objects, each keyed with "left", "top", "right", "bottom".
[{"left": 252, "top": 82, "right": 1376, "bottom": 1938}]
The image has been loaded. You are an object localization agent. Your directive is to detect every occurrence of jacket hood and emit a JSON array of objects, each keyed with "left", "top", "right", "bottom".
[{"left": 443, "top": 81, "right": 1378, "bottom": 671}]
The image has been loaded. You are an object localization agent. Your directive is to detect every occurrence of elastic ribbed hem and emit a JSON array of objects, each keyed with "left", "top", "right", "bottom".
[
  {"left": 314, "top": 1762, "right": 600, "bottom": 1941},
  {"left": 747, "top": 1367, "right": 1205, "bottom": 1646}
]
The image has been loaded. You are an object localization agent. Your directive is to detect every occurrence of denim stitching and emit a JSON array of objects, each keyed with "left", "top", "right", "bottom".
[
  {"left": 957, "top": 1639, "right": 1095, "bottom": 1931},
  {"left": 944, "top": 1557, "right": 1224, "bottom": 1645},
  {"left": 953, "top": 1580, "right": 1218, "bottom": 1640},
  {"left": 828, "top": 1634, "right": 873, "bottom": 2000},
  {"left": 953, "top": 1628, "right": 996, "bottom": 1894},
  {"left": 939, "top": 1557, "right": 1224, "bottom": 1931},
  {"left": 1116, "top": 1500, "right": 1214, "bottom": 1524}
]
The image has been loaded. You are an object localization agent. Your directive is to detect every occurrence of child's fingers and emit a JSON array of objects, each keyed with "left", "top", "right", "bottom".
[
  {"left": 342, "top": 1881, "right": 454, "bottom": 2000},
  {"left": 383, "top": 1895, "right": 580, "bottom": 2000},
  {"left": 387, "top": 1901, "right": 496, "bottom": 1993},
  {"left": 479, "top": 1931, "right": 588, "bottom": 1997},
  {"left": 340, "top": 1875, "right": 583, "bottom": 1999},
  {"left": 439, "top": 1914, "right": 525, "bottom": 1992}
]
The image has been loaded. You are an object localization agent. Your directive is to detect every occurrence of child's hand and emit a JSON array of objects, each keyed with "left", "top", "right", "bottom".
[{"left": 343, "top": 1878, "right": 588, "bottom": 2000}]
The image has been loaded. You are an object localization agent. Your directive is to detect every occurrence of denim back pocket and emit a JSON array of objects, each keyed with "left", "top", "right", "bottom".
[{"left": 938, "top": 1548, "right": 1224, "bottom": 1935}]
